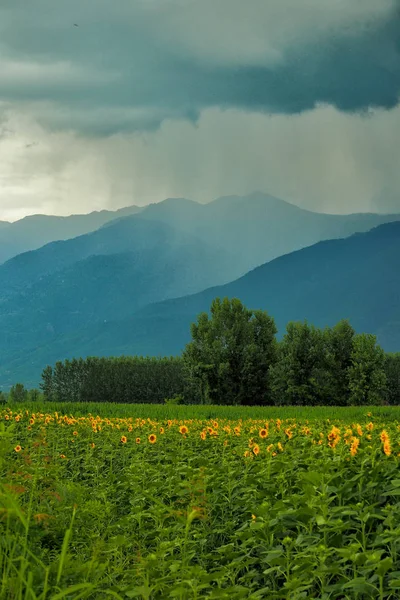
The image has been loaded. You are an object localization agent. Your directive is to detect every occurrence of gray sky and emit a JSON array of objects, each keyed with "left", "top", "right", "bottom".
[{"left": 0, "top": 0, "right": 399, "bottom": 220}]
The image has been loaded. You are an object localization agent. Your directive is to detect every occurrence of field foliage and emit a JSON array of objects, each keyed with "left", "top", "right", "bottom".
[{"left": 1, "top": 404, "right": 400, "bottom": 599}]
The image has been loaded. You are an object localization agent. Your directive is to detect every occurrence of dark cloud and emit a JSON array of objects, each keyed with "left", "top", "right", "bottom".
[
  {"left": 0, "top": 0, "right": 399, "bottom": 134},
  {"left": 1, "top": 0, "right": 399, "bottom": 220}
]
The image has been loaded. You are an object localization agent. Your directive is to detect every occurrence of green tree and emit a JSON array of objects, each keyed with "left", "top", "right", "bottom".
[
  {"left": 28, "top": 388, "right": 41, "bottom": 402},
  {"left": 323, "top": 320, "right": 355, "bottom": 406},
  {"left": 348, "top": 333, "right": 387, "bottom": 405},
  {"left": 384, "top": 353, "right": 400, "bottom": 405},
  {"left": 40, "top": 365, "right": 54, "bottom": 401},
  {"left": 183, "top": 297, "right": 277, "bottom": 405},
  {"left": 41, "top": 356, "right": 186, "bottom": 404},
  {"left": 9, "top": 383, "right": 28, "bottom": 403},
  {"left": 270, "top": 321, "right": 327, "bottom": 405}
]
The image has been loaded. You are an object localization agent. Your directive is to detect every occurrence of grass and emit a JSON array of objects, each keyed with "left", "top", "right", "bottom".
[
  {"left": 9, "top": 402, "right": 400, "bottom": 420},
  {"left": 1, "top": 403, "right": 400, "bottom": 599}
]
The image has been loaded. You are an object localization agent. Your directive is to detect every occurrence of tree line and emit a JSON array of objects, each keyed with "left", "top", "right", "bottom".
[
  {"left": 3, "top": 297, "right": 400, "bottom": 406},
  {"left": 40, "top": 356, "right": 184, "bottom": 404},
  {"left": 182, "top": 298, "right": 399, "bottom": 406}
]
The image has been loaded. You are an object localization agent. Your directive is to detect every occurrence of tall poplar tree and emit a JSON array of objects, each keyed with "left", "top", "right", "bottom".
[{"left": 183, "top": 297, "right": 277, "bottom": 405}]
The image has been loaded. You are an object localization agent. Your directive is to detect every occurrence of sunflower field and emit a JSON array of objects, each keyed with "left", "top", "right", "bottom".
[{"left": 2, "top": 404, "right": 400, "bottom": 599}]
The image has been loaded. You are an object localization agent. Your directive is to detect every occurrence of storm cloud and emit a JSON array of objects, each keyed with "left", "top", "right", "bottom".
[
  {"left": 0, "top": 0, "right": 399, "bottom": 133},
  {"left": 0, "top": 0, "right": 399, "bottom": 219}
]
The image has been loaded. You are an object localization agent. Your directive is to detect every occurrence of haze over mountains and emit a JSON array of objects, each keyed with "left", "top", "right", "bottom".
[
  {"left": 3, "top": 192, "right": 400, "bottom": 271},
  {"left": 0, "top": 192, "right": 399, "bottom": 388},
  {"left": 0, "top": 215, "right": 235, "bottom": 294},
  {"left": 0, "top": 205, "right": 142, "bottom": 264},
  {"left": 136, "top": 192, "right": 400, "bottom": 275},
  {"left": 129, "top": 220, "right": 400, "bottom": 353}
]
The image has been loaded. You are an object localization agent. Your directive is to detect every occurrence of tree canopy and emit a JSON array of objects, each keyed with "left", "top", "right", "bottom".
[{"left": 183, "top": 297, "right": 277, "bottom": 405}]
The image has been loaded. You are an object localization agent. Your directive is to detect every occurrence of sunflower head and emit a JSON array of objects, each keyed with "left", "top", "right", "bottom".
[
  {"left": 383, "top": 439, "right": 391, "bottom": 456},
  {"left": 149, "top": 434, "right": 157, "bottom": 444}
]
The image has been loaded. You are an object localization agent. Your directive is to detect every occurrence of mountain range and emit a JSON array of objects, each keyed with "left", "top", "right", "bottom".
[
  {"left": 0, "top": 217, "right": 234, "bottom": 367},
  {"left": 135, "top": 192, "right": 400, "bottom": 275},
  {"left": 0, "top": 192, "right": 399, "bottom": 388},
  {"left": 0, "top": 205, "right": 142, "bottom": 264}
]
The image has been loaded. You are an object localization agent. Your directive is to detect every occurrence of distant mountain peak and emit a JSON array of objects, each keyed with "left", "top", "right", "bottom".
[
  {"left": 0, "top": 204, "right": 142, "bottom": 265},
  {"left": 146, "top": 197, "right": 201, "bottom": 210},
  {"left": 210, "top": 191, "right": 308, "bottom": 212},
  {"left": 160, "top": 197, "right": 198, "bottom": 205}
]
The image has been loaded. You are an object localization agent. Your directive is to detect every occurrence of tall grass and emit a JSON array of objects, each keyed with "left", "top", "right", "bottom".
[{"left": 12, "top": 401, "right": 400, "bottom": 420}]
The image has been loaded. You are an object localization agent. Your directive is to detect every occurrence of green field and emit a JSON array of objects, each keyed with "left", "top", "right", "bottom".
[
  {"left": 1, "top": 403, "right": 400, "bottom": 599},
  {"left": 10, "top": 402, "right": 400, "bottom": 420}
]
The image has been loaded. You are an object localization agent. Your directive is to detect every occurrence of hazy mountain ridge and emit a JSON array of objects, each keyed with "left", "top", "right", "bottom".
[
  {"left": 6, "top": 190, "right": 399, "bottom": 297},
  {"left": 127, "top": 220, "right": 400, "bottom": 349},
  {"left": 0, "top": 214, "right": 238, "bottom": 296},
  {"left": 0, "top": 204, "right": 142, "bottom": 264},
  {"left": 2, "top": 191, "right": 400, "bottom": 271},
  {"left": 136, "top": 192, "right": 400, "bottom": 275}
]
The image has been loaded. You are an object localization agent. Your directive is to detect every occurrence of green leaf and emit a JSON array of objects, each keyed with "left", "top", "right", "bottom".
[
  {"left": 51, "top": 584, "right": 94, "bottom": 599},
  {"left": 376, "top": 557, "right": 393, "bottom": 577},
  {"left": 341, "top": 577, "right": 377, "bottom": 594},
  {"left": 300, "top": 472, "right": 323, "bottom": 486}
]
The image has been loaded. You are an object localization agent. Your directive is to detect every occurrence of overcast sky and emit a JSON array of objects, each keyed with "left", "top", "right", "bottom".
[{"left": 0, "top": 0, "right": 399, "bottom": 221}]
